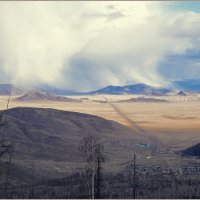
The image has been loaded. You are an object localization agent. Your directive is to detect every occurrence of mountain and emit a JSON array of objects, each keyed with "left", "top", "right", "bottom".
[
  {"left": 117, "top": 97, "right": 169, "bottom": 103},
  {"left": 173, "top": 79, "right": 200, "bottom": 92},
  {"left": 182, "top": 143, "right": 200, "bottom": 157},
  {"left": 0, "top": 84, "right": 26, "bottom": 96},
  {"left": 14, "top": 91, "right": 82, "bottom": 102},
  {"left": 177, "top": 91, "right": 187, "bottom": 96},
  {"left": 87, "top": 83, "right": 172, "bottom": 95}
]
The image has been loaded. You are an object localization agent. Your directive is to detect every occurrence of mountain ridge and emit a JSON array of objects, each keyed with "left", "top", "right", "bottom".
[
  {"left": 87, "top": 83, "right": 172, "bottom": 95},
  {"left": 1, "top": 79, "right": 200, "bottom": 96}
]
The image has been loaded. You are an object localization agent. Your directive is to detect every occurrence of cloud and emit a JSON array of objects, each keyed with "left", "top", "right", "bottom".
[
  {"left": 81, "top": 11, "right": 125, "bottom": 22},
  {"left": 0, "top": 1, "right": 200, "bottom": 91}
]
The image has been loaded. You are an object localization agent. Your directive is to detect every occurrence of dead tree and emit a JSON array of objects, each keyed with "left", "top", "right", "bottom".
[
  {"left": 79, "top": 136, "right": 105, "bottom": 199},
  {"left": 128, "top": 154, "right": 137, "bottom": 199},
  {"left": 4, "top": 145, "right": 13, "bottom": 198},
  {"left": 96, "top": 144, "right": 105, "bottom": 199},
  {"left": 29, "top": 160, "right": 35, "bottom": 199},
  {"left": 0, "top": 87, "right": 13, "bottom": 198}
]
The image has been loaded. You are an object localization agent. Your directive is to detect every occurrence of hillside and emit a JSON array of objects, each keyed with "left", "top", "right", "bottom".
[
  {"left": 1, "top": 107, "right": 150, "bottom": 182},
  {"left": 14, "top": 91, "right": 81, "bottom": 102},
  {"left": 4, "top": 107, "right": 148, "bottom": 160},
  {"left": 182, "top": 143, "right": 200, "bottom": 157}
]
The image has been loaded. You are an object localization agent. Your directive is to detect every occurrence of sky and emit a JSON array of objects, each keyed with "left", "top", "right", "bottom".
[{"left": 0, "top": 1, "right": 200, "bottom": 91}]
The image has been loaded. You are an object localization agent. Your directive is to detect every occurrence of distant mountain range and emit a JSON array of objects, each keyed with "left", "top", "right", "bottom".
[
  {"left": 1, "top": 79, "right": 200, "bottom": 96},
  {"left": 44, "top": 80, "right": 200, "bottom": 95},
  {"left": 87, "top": 83, "right": 172, "bottom": 95}
]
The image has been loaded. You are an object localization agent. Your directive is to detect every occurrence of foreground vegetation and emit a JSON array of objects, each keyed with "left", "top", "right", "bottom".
[{"left": 1, "top": 170, "right": 200, "bottom": 199}]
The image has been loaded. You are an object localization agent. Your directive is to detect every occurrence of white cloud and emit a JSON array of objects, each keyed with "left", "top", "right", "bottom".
[{"left": 0, "top": 1, "right": 200, "bottom": 90}]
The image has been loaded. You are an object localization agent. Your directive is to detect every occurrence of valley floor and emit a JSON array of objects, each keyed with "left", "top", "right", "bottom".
[{"left": 1, "top": 94, "right": 200, "bottom": 176}]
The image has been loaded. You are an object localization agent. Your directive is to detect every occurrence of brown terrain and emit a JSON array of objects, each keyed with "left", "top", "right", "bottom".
[{"left": 1, "top": 93, "right": 200, "bottom": 180}]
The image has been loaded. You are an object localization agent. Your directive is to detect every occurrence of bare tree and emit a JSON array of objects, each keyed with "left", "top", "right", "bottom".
[
  {"left": 128, "top": 154, "right": 137, "bottom": 199},
  {"left": 132, "top": 154, "right": 137, "bottom": 199},
  {"left": 0, "top": 87, "right": 13, "bottom": 198},
  {"left": 0, "top": 87, "right": 12, "bottom": 155},
  {"left": 79, "top": 136, "right": 105, "bottom": 199},
  {"left": 29, "top": 160, "right": 35, "bottom": 198},
  {"left": 96, "top": 144, "right": 102, "bottom": 199}
]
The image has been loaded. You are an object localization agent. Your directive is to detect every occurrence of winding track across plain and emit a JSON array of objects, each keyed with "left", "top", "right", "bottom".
[{"left": 103, "top": 96, "right": 173, "bottom": 168}]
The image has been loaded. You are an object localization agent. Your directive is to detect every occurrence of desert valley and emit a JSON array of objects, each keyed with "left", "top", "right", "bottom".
[{"left": 0, "top": 83, "right": 200, "bottom": 198}]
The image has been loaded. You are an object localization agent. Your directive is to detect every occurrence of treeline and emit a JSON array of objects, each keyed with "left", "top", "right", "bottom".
[{"left": 2, "top": 171, "right": 200, "bottom": 199}]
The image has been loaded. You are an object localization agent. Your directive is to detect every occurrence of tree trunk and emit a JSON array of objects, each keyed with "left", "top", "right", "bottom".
[
  {"left": 132, "top": 154, "right": 136, "bottom": 199},
  {"left": 91, "top": 138, "right": 95, "bottom": 199},
  {"left": 96, "top": 145, "right": 101, "bottom": 199}
]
